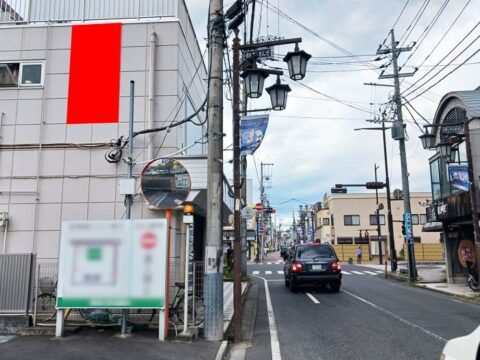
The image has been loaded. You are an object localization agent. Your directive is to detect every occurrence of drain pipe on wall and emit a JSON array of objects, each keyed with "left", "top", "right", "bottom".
[{"left": 147, "top": 31, "right": 157, "bottom": 160}]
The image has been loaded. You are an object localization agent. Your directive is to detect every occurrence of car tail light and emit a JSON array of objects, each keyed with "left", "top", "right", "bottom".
[
  {"left": 331, "top": 261, "right": 342, "bottom": 271},
  {"left": 291, "top": 261, "right": 304, "bottom": 272}
]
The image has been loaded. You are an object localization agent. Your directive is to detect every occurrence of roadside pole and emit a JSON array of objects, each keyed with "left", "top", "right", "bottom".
[
  {"left": 374, "top": 164, "right": 383, "bottom": 265},
  {"left": 204, "top": 0, "right": 224, "bottom": 341}
]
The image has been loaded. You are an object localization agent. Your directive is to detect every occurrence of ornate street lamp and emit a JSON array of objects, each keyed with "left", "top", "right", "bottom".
[
  {"left": 437, "top": 141, "right": 452, "bottom": 159},
  {"left": 419, "top": 131, "right": 436, "bottom": 150},
  {"left": 240, "top": 68, "right": 269, "bottom": 98},
  {"left": 266, "top": 76, "right": 291, "bottom": 111},
  {"left": 283, "top": 44, "right": 312, "bottom": 80}
]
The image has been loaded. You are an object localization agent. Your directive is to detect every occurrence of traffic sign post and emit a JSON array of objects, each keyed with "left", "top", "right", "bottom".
[{"left": 255, "top": 203, "right": 264, "bottom": 212}]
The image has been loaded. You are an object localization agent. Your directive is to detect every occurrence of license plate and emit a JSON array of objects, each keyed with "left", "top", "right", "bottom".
[{"left": 311, "top": 264, "right": 323, "bottom": 270}]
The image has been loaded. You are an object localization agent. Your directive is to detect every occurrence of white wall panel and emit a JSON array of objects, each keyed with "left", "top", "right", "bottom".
[
  {"left": 61, "top": 203, "right": 88, "bottom": 220},
  {"left": 36, "top": 204, "right": 61, "bottom": 230},
  {"left": 87, "top": 202, "right": 115, "bottom": 220},
  {"left": 9, "top": 204, "right": 35, "bottom": 231},
  {"left": 16, "top": 99, "right": 43, "bottom": 124},
  {"left": 62, "top": 178, "right": 89, "bottom": 203},
  {"left": 88, "top": 178, "right": 116, "bottom": 203},
  {"left": 64, "top": 149, "right": 91, "bottom": 175},
  {"left": 35, "top": 231, "right": 60, "bottom": 259},
  {"left": 39, "top": 150, "right": 65, "bottom": 176},
  {"left": 14, "top": 124, "right": 40, "bottom": 143},
  {"left": 12, "top": 150, "right": 39, "bottom": 176},
  {"left": 38, "top": 178, "right": 63, "bottom": 203},
  {"left": 44, "top": 98, "right": 67, "bottom": 124},
  {"left": 5, "top": 231, "right": 33, "bottom": 253}
]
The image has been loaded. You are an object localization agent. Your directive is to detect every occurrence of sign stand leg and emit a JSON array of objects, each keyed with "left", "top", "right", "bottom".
[
  {"left": 159, "top": 309, "right": 166, "bottom": 341},
  {"left": 55, "top": 309, "right": 64, "bottom": 337}
]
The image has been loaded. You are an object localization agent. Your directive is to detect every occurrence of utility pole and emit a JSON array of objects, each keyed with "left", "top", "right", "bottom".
[
  {"left": 377, "top": 29, "right": 417, "bottom": 280},
  {"left": 232, "top": 27, "right": 242, "bottom": 343},
  {"left": 374, "top": 164, "right": 383, "bottom": 265},
  {"left": 204, "top": 0, "right": 224, "bottom": 341},
  {"left": 260, "top": 162, "right": 265, "bottom": 261}
]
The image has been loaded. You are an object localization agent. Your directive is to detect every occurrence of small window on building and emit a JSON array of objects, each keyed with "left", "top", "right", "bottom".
[
  {"left": 0, "top": 62, "right": 43, "bottom": 87},
  {"left": 344, "top": 215, "right": 360, "bottom": 226},
  {"left": 413, "top": 237, "right": 421, "bottom": 243},
  {"left": 20, "top": 63, "right": 43, "bottom": 86},
  {"left": 420, "top": 214, "right": 427, "bottom": 225},
  {"left": 369, "top": 214, "right": 385, "bottom": 225},
  {"left": 0, "top": 63, "right": 19, "bottom": 87},
  {"left": 337, "top": 237, "right": 353, "bottom": 244},
  {"left": 331, "top": 214, "right": 334, "bottom": 226},
  {"left": 412, "top": 214, "right": 419, "bottom": 225},
  {"left": 323, "top": 218, "right": 330, "bottom": 226}
]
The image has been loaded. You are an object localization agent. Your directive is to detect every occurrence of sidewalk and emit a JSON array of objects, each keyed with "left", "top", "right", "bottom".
[
  {"left": 356, "top": 262, "right": 480, "bottom": 299},
  {"left": 0, "top": 281, "right": 247, "bottom": 360}
]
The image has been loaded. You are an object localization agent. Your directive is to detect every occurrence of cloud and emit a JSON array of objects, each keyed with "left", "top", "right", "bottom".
[{"left": 185, "top": 0, "right": 480, "bottom": 223}]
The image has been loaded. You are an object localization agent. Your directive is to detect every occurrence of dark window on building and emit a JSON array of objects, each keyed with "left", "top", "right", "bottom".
[
  {"left": 0, "top": 62, "right": 43, "bottom": 87},
  {"left": 369, "top": 214, "right": 385, "bottom": 225},
  {"left": 420, "top": 214, "right": 427, "bottom": 225},
  {"left": 412, "top": 214, "right": 419, "bottom": 225},
  {"left": 331, "top": 214, "right": 334, "bottom": 226},
  {"left": 354, "top": 236, "right": 369, "bottom": 244},
  {"left": 344, "top": 215, "right": 360, "bottom": 226},
  {"left": 337, "top": 237, "right": 353, "bottom": 244},
  {"left": 323, "top": 218, "right": 330, "bottom": 226},
  {"left": 413, "top": 237, "right": 421, "bottom": 243}
]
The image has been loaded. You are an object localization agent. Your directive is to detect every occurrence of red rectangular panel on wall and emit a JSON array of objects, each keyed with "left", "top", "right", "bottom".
[{"left": 67, "top": 23, "right": 122, "bottom": 124}]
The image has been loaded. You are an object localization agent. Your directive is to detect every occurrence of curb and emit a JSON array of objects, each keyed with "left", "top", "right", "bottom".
[{"left": 215, "top": 340, "right": 229, "bottom": 360}]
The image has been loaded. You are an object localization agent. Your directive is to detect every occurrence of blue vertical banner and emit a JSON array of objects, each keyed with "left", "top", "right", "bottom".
[
  {"left": 404, "top": 212, "right": 414, "bottom": 243},
  {"left": 240, "top": 115, "right": 269, "bottom": 155}
]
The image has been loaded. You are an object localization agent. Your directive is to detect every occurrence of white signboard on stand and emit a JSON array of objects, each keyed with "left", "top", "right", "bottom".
[{"left": 57, "top": 219, "right": 168, "bottom": 308}]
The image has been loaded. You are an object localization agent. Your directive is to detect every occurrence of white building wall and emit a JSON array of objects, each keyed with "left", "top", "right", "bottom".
[{"left": 0, "top": 11, "right": 207, "bottom": 260}]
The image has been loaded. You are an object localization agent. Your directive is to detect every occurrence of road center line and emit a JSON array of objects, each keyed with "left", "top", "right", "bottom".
[
  {"left": 255, "top": 275, "right": 282, "bottom": 360},
  {"left": 305, "top": 292, "right": 320, "bottom": 304},
  {"left": 342, "top": 289, "right": 446, "bottom": 343}
]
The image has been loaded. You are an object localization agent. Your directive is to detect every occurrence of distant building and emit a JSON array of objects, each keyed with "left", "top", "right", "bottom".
[{"left": 315, "top": 192, "right": 440, "bottom": 259}]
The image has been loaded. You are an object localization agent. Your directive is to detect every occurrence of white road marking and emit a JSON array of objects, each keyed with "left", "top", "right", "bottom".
[
  {"left": 305, "top": 292, "right": 320, "bottom": 304},
  {"left": 342, "top": 271, "right": 351, "bottom": 275},
  {"left": 342, "top": 289, "right": 446, "bottom": 343},
  {"left": 351, "top": 271, "right": 364, "bottom": 275},
  {"left": 267, "top": 262, "right": 272, "bottom": 265},
  {"left": 252, "top": 271, "right": 259, "bottom": 275},
  {"left": 254, "top": 275, "right": 282, "bottom": 360},
  {"left": 265, "top": 271, "right": 272, "bottom": 275},
  {"left": 277, "top": 271, "right": 283, "bottom": 275},
  {"left": 364, "top": 271, "right": 378, "bottom": 275},
  {"left": 375, "top": 270, "right": 384, "bottom": 274},
  {"left": 0, "top": 336, "right": 14, "bottom": 344}
]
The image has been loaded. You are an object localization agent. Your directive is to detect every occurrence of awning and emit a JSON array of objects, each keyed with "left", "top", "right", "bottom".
[
  {"left": 184, "top": 189, "right": 232, "bottom": 225},
  {"left": 422, "top": 222, "right": 443, "bottom": 232}
]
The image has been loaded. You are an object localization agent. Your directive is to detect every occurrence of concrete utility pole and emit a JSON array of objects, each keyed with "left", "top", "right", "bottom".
[
  {"left": 204, "top": 0, "right": 224, "bottom": 341},
  {"left": 232, "top": 27, "right": 242, "bottom": 343},
  {"left": 377, "top": 29, "right": 417, "bottom": 281}
]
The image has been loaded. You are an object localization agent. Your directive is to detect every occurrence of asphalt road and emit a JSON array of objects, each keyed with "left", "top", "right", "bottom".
[{"left": 246, "top": 252, "right": 480, "bottom": 360}]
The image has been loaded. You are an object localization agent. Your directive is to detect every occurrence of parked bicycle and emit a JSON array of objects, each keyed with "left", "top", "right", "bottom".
[{"left": 467, "top": 261, "right": 480, "bottom": 291}]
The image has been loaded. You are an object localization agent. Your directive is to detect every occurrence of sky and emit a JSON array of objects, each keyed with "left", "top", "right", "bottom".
[{"left": 184, "top": 0, "right": 480, "bottom": 227}]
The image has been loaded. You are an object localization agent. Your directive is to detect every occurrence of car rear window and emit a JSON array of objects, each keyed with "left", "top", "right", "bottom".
[{"left": 296, "top": 245, "right": 335, "bottom": 259}]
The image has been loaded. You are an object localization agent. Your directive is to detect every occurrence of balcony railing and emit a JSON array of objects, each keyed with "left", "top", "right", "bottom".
[{"left": 0, "top": 0, "right": 177, "bottom": 24}]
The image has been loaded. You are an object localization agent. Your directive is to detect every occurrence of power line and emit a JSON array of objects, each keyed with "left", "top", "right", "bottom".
[
  {"left": 407, "top": 46, "right": 480, "bottom": 102},
  {"left": 262, "top": 1, "right": 379, "bottom": 71},
  {"left": 391, "top": 0, "right": 410, "bottom": 31},
  {"left": 403, "top": 19, "right": 480, "bottom": 95},
  {"left": 412, "top": 0, "right": 471, "bottom": 73},
  {"left": 404, "top": 28, "right": 480, "bottom": 98},
  {"left": 398, "top": 0, "right": 430, "bottom": 46},
  {"left": 399, "top": 0, "right": 449, "bottom": 69}
]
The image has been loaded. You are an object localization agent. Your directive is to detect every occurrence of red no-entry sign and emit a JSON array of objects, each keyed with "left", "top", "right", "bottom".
[{"left": 255, "top": 203, "right": 264, "bottom": 212}]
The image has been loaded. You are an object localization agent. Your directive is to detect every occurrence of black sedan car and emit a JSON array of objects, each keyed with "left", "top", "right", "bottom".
[{"left": 284, "top": 243, "right": 342, "bottom": 292}]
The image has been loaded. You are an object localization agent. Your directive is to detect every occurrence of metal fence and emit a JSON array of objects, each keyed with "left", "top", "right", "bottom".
[
  {"left": 32, "top": 258, "right": 204, "bottom": 334},
  {"left": 0, "top": 0, "right": 177, "bottom": 24},
  {"left": 0, "top": 254, "right": 35, "bottom": 314}
]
